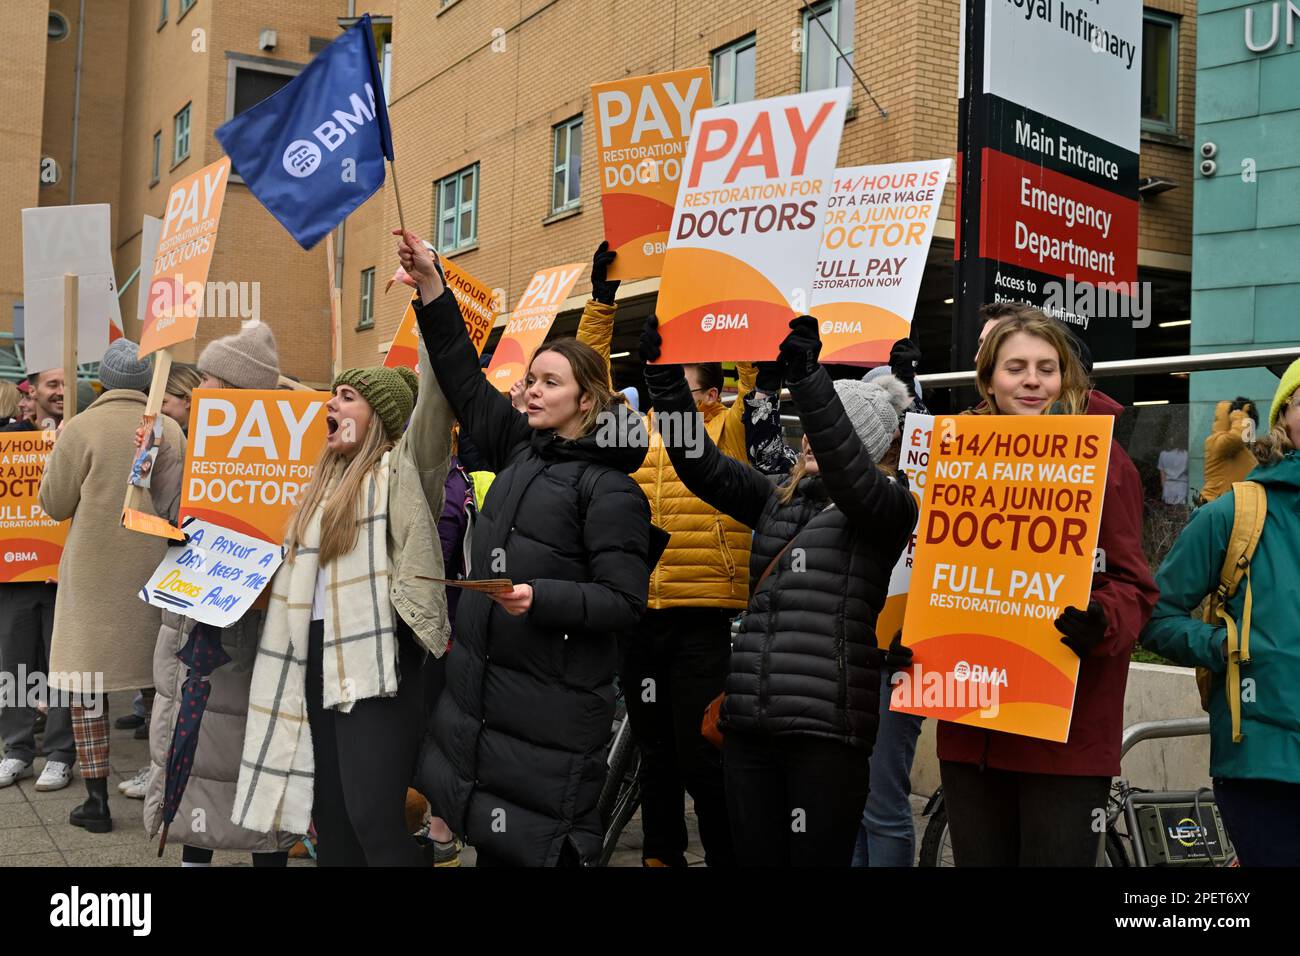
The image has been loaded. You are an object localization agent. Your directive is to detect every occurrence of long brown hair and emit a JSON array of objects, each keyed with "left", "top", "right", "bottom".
[
  {"left": 285, "top": 413, "right": 393, "bottom": 567},
  {"left": 973, "top": 309, "right": 1090, "bottom": 416},
  {"left": 529, "top": 337, "right": 622, "bottom": 437}
]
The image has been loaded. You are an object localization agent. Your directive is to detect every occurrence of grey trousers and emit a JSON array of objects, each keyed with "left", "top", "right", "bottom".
[{"left": 0, "top": 583, "right": 76, "bottom": 765}]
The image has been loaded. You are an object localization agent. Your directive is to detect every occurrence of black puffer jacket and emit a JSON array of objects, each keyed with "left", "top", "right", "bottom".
[
  {"left": 414, "top": 288, "right": 652, "bottom": 866},
  {"left": 645, "top": 363, "right": 916, "bottom": 749}
]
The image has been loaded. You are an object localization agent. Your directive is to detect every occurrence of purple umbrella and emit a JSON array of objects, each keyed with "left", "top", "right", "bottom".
[{"left": 157, "top": 623, "right": 232, "bottom": 856}]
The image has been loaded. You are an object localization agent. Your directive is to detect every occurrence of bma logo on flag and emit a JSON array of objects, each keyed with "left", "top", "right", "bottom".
[{"left": 283, "top": 140, "right": 323, "bottom": 178}]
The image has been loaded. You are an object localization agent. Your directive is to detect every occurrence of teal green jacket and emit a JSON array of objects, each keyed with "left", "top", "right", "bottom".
[{"left": 1141, "top": 452, "right": 1300, "bottom": 783}]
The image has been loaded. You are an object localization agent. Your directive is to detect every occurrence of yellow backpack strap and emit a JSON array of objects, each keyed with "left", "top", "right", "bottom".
[{"left": 1215, "top": 481, "right": 1267, "bottom": 742}]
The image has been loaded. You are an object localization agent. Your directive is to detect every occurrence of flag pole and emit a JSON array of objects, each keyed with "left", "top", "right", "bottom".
[
  {"left": 388, "top": 157, "right": 407, "bottom": 235},
  {"left": 326, "top": 231, "right": 343, "bottom": 378}
]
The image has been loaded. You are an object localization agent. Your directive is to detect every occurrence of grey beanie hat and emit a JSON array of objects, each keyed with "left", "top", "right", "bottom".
[
  {"left": 99, "top": 338, "right": 153, "bottom": 392},
  {"left": 863, "top": 363, "right": 922, "bottom": 404},
  {"left": 833, "top": 374, "right": 911, "bottom": 462},
  {"left": 198, "top": 323, "right": 280, "bottom": 390}
]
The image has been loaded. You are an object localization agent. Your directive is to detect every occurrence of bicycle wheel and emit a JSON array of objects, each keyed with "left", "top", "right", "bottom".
[
  {"left": 598, "top": 745, "right": 642, "bottom": 866},
  {"left": 1103, "top": 829, "right": 1131, "bottom": 867},
  {"left": 918, "top": 804, "right": 955, "bottom": 867}
]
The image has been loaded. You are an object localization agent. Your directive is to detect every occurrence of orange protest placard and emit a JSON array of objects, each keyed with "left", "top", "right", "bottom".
[
  {"left": 0, "top": 433, "right": 69, "bottom": 583},
  {"left": 592, "top": 68, "right": 711, "bottom": 281},
  {"left": 483, "top": 263, "right": 583, "bottom": 393},
  {"left": 140, "top": 157, "right": 232, "bottom": 358},
  {"left": 654, "top": 89, "right": 850, "bottom": 364},
  {"left": 178, "top": 389, "right": 329, "bottom": 544},
  {"left": 892, "top": 414, "right": 1114, "bottom": 743},
  {"left": 385, "top": 260, "right": 498, "bottom": 370}
]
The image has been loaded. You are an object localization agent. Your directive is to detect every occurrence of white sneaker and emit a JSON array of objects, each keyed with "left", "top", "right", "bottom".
[
  {"left": 34, "top": 760, "right": 72, "bottom": 792},
  {"left": 0, "top": 757, "right": 34, "bottom": 788},
  {"left": 121, "top": 767, "right": 150, "bottom": 800}
]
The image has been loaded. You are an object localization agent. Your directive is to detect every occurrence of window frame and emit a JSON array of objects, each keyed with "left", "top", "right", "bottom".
[
  {"left": 357, "top": 267, "right": 376, "bottom": 330},
  {"left": 158, "top": 0, "right": 168, "bottom": 29},
  {"left": 179, "top": 0, "right": 196, "bottom": 21},
  {"left": 172, "top": 103, "right": 191, "bottom": 168},
  {"left": 435, "top": 164, "right": 479, "bottom": 253},
  {"left": 1141, "top": 9, "right": 1179, "bottom": 135},
  {"left": 712, "top": 33, "right": 756, "bottom": 107},
  {"left": 150, "top": 131, "right": 161, "bottom": 186},
  {"left": 800, "top": 0, "right": 855, "bottom": 93},
  {"left": 550, "top": 115, "right": 583, "bottom": 215}
]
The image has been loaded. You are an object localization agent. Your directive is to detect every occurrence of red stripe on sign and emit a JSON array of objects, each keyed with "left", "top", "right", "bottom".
[{"left": 978, "top": 148, "right": 1137, "bottom": 288}]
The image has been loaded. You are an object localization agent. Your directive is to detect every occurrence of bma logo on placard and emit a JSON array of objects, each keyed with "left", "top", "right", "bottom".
[
  {"left": 700, "top": 313, "right": 748, "bottom": 332},
  {"left": 283, "top": 141, "right": 322, "bottom": 178}
]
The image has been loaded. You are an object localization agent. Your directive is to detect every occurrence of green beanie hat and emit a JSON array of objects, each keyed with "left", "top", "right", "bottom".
[
  {"left": 332, "top": 366, "right": 418, "bottom": 441},
  {"left": 1270, "top": 357, "right": 1300, "bottom": 430}
]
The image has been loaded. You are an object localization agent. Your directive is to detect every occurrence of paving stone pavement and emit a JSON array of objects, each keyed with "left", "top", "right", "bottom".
[{"left": 1, "top": 692, "right": 930, "bottom": 867}]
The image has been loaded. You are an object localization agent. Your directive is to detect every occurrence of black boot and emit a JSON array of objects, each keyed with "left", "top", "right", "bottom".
[{"left": 69, "top": 777, "right": 112, "bottom": 833}]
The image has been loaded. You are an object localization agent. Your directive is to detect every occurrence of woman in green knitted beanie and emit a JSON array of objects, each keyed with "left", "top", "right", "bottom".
[{"left": 234, "top": 335, "right": 455, "bottom": 866}]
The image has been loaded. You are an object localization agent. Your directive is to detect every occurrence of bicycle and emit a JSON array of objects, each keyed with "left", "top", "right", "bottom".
[
  {"left": 595, "top": 683, "right": 643, "bottom": 866},
  {"left": 918, "top": 716, "right": 1234, "bottom": 867}
]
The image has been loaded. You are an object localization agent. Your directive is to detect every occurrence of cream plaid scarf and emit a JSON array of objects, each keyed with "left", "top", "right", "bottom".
[{"left": 233, "top": 453, "right": 399, "bottom": 835}]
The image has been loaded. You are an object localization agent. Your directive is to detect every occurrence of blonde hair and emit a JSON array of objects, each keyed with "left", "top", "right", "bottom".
[
  {"left": 973, "top": 309, "right": 1090, "bottom": 416},
  {"left": 285, "top": 413, "right": 393, "bottom": 567},
  {"left": 1253, "top": 391, "right": 1297, "bottom": 467},
  {"left": 166, "top": 363, "right": 203, "bottom": 400},
  {"left": 0, "top": 381, "right": 18, "bottom": 420}
]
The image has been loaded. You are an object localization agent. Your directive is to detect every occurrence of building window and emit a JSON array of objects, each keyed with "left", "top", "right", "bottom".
[
  {"left": 158, "top": 0, "right": 167, "bottom": 28},
  {"left": 150, "top": 131, "right": 161, "bottom": 185},
  {"left": 1142, "top": 10, "right": 1178, "bottom": 134},
  {"left": 551, "top": 116, "right": 583, "bottom": 214},
  {"left": 179, "top": 0, "right": 196, "bottom": 17},
  {"left": 358, "top": 268, "right": 375, "bottom": 329},
  {"left": 712, "top": 34, "right": 756, "bottom": 107},
  {"left": 801, "top": 0, "right": 855, "bottom": 92},
  {"left": 436, "top": 165, "right": 478, "bottom": 252},
  {"left": 173, "top": 103, "right": 191, "bottom": 166},
  {"left": 229, "top": 64, "right": 297, "bottom": 119},
  {"left": 49, "top": 12, "right": 70, "bottom": 40}
]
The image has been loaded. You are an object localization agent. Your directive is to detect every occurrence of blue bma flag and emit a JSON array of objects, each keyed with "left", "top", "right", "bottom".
[{"left": 215, "top": 14, "right": 393, "bottom": 250}]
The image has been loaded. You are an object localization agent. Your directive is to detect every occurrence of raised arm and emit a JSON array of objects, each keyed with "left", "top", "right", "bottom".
[
  {"left": 575, "top": 242, "right": 619, "bottom": 385},
  {"left": 743, "top": 362, "right": 797, "bottom": 478},
  {"left": 640, "top": 320, "right": 774, "bottom": 530},
  {"left": 400, "top": 334, "right": 456, "bottom": 507},
  {"left": 398, "top": 229, "right": 530, "bottom": 473},
  {"left": 781, "top": 317, "right": 917, "bottom": 535}
]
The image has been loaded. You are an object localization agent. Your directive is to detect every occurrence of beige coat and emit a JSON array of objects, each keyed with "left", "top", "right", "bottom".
[{"left": 39, "top": 389, "right": 185, "bottom": 693}]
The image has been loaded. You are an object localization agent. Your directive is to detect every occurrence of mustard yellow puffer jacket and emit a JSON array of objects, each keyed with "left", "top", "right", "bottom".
[{"left": 579, "top": 299, "right": 754, "bottom": 610}]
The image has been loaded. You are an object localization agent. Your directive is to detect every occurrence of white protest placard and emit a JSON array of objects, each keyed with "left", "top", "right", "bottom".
[
  {"left": 654, "top": 87, "right": 850, "bottom": 363},
  {"left": 139, "top": 517, "right": 285, "bottom": 628},
  {"left": 21, "top": 204, "right": 120, "bottom": 373},
  {"left": 813, "top": 160, "right": 950, "bottom": 364},
  {"left": 136, "top": 215, "right": 164, "bottom": 328},
  {"left": 875, "top": 413, "right": 934, "bottom": 648}
]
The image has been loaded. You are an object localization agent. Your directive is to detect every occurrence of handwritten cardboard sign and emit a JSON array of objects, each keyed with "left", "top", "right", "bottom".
[{"left": 139, "top": 517, "right": 285, "bottom": 627}]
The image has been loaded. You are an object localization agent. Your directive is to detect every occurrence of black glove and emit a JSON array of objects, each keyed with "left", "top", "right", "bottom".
[
  {"left": 591, "top": 241, "right": 620, "bottom": 306},
  {"left": 889, "top": 337, "right": 922, "bottom": 381},
  {"left": 884, "top": 630, "right": 913, "bottom": 671},
  {"left": 638, "top": 314, "right": 663, "bottom": 364},
  {"left": 1055, "top": 600, "right": 1109, "bottom": 658},
  {"left": 755, "top": 361, "right": 783, "bottom": 395},
  {"left": 777, "top": 316, "right": 822, "bottom": 382}
]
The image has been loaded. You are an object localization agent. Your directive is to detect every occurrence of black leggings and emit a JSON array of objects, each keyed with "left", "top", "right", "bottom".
[
  {"left": 723, "top": 730, "right": 871, "bottom": 867},
  {"left": 306, "top": 619, "right": 425, "bottom": 867},
  {"left": 181, "top": 844, "right": 287, "bottom": 867},
  {"left": 940, "top": 760, "right": 1110, "bottom": 866}
]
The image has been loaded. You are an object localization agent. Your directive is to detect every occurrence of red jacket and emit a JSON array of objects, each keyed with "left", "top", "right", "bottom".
[{"left": 936, "top": 391, "right": 1159, "bottom": 777}]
